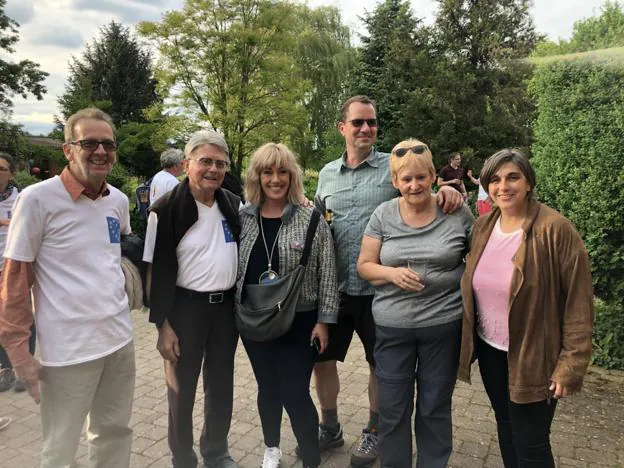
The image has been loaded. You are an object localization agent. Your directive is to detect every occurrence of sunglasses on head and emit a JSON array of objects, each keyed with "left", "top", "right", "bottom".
[
  {"left": 348, "top": 118, "right": 378, "bottom": 128},
  {"left": 393, "top": 145, "right": 428, "bottom": 158}
]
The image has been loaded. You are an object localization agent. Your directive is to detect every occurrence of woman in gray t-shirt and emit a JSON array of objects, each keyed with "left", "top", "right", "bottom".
[{"left": 358, "top": 139, "right": 473, "bottom": 468}]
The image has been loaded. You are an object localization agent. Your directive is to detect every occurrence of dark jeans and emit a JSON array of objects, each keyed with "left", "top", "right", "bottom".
[
  {"left": 242, "top": 310, "right": 320, "bottom": 468},
  {"left": 375, "top": 320, "right": 461, "bottom": 468},
  {"left": 166, "top": 294, "right": 239, "bottom": 468},
  {"left": 477, "top": 337, "right": 558, "bottom": 468},
  {"left": 0, "top": 323, "right": 36, "bottom": 369}
]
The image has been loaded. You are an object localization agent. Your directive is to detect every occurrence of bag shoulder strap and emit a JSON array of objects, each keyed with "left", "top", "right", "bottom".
[{"left": 299, "top": 209, "right": 321, "bottom": 267}]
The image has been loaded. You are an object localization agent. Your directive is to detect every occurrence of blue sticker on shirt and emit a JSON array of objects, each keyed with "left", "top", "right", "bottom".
[
  {"left": 107, "top": 216, "right": 121, "bottom": 244},
  {"left": 222, "top": 220, "right": 235, "bottom": 243}
]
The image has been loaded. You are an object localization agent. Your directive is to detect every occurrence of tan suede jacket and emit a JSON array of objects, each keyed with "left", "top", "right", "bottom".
[{"left": 458, "top": 200, "right": 594, "bottom": 403}]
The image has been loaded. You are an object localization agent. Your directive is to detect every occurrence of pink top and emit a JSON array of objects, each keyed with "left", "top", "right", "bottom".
[{"left": 472, "top": 218, "right": 523, "bottom": 351}]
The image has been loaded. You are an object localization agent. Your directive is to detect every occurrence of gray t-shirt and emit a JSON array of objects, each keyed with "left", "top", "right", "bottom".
[{"left": 364, "top": 198, "right": 473, "bottom": 328}]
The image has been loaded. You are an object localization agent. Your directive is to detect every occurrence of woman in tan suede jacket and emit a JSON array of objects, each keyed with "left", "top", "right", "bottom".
[{"left": 458, "top": 149, "right": 594, "bottom": 468}]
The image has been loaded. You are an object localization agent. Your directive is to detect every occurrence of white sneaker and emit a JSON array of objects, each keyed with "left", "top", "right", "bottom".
[{"left": 261, "top": 446, "right": 281, "bottom": 468}]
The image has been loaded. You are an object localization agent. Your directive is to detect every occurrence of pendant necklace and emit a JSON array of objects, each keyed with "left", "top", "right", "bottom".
[{"left": 258, "top": 215, "right": 283, "bottom": 284}]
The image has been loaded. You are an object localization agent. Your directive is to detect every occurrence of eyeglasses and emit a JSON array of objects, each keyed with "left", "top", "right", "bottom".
[
  {"left": 70, "top": 139, "right": 118, "bottom": 152},
  {"left": 347, "top": 118, "right": 378, "bottom": 128},
  {"left": 393, "top": 145, "right": 429, "bottom": 158},
  {"left": 190, "top": 157, "right": 229, "bottom": 170}
]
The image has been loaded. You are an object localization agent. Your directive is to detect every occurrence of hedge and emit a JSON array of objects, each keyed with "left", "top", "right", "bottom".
[{"left": 530, "top": 58, "right": 624, "bottom": 368}]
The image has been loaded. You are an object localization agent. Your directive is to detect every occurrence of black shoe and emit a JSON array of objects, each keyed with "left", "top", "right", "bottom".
[{"left": 295, "top": 423, "right": 344, "bottom": 457}]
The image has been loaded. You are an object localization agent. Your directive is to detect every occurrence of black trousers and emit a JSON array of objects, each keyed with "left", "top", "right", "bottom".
[
  {"left": 166, "top": 294, "right": 239, "bottom": 468},
  {"left": 0, "top": 323, "right": 36, "bottom": 369},
  {"left": 477, "top": 338, "right": 558, "bottom": 468},
  {"left": 242, "top": 309, "right": 320, "bottom": 468},
  {"left": 375, "top": 320, "right": 461, "bottom": 468}
]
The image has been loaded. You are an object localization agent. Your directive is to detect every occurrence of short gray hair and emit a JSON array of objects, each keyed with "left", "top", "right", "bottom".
[
  {"left": 184, "top": 130, "right": 229, "bottom": 159},
  {"left": 160, "top": 148, "right": 184, "bottom": 168}
]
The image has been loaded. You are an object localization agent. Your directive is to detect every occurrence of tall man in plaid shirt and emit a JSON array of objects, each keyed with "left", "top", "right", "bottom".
[{"left": 313, "top": 95, "right": 462, "bottom": 466}]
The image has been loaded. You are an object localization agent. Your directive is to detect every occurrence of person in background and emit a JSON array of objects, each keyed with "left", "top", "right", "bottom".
[
  {"left": 236, "top": 143, "right": 339, "bottom": 468},
  {"left": 150, "top": 148, "right": 185, "bottom": 205},
  {"left": 0, "top": 108, "right": 135, "bottom": 467},
  {"left": 357, "top": 139, "right": 473, "bottom": 467},
  {"left": 458, "top": 149, "right": 594, "bottom": 468},
  {"left": 313, "top": 95, "right": 462, "bottom": 466},
  {"left": 0, "top": 153, "right": 36, "bottom": 393},
  {"left": 467, "top": 167, "right": 492, "bottom": 216},
  {"left": 438, "top": 152, "right": 468, "bottom": 200},
  {"left": 144, "top": 130, "right": 241, "bottom": 468}
]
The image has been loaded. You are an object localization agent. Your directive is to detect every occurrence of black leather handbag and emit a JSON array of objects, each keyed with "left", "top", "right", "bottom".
[{"left": 236, "top": 209, "right": 320, "bottom": 341}]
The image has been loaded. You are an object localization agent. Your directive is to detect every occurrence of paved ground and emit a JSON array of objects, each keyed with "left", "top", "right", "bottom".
[{"left": 1, "top": 309, "right": 622, "bottom": 467}]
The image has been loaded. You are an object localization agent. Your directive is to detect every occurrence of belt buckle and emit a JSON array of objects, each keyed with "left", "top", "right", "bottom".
[{"left": 209, "top": 292, "right": 223, "bottom": 304}]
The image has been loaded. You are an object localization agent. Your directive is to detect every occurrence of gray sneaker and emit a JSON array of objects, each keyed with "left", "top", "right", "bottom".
[
  {"left": 0, "top": 368, "right": 15, "bottom": 392},
  {"left": 350, "top": 428, "right": 378, "bottom": 466}
]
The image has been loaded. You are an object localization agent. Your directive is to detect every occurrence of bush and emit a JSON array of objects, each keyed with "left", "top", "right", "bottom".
[
  {"left": 530, "top": 59, "right": 624, "bottom": 320},
  {"left": 592, "top": 299, "right": 624, "bottom": 369},
  {"left": 13, "top": 171, "right": 39, "bottom": 189},
  {"left": 107, "top": 164, "right": 134, "bottom": 199},
  {"left": 304, "top": 168, "right": 319, "bottom": 201}
]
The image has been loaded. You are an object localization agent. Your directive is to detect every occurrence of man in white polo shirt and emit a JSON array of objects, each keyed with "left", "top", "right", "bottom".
[{"left": 0, "top": 108, "right": 135, "bottom": 468}]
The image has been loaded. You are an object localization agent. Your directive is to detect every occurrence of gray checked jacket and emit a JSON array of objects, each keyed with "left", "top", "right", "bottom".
[{"left": 236, "top": 203, "right": 339, "bottom": 324}]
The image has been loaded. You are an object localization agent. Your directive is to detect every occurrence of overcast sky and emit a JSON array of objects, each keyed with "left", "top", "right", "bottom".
[{"left": 4, "top": 0, "right": 609, "bottom": 135}]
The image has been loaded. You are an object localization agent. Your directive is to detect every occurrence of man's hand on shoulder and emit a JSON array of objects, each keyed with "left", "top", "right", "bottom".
[{"left": 436, "top": 186, "right": 463, "bottom": 213}]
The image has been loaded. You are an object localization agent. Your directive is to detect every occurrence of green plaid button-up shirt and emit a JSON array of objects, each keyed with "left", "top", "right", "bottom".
[{"left": 315, "top": 148, "right": 398, "bottom": 296}]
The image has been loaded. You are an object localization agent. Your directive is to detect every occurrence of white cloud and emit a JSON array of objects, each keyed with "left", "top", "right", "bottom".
[
  {"left": 72, "top": 0, "right": 166, "bottom": 23},
  {"left": 4, "top": 0, "right": 35, "bottom": 26},
  {"left": 30, "top": 26, "right": 83, "bottom": 48},
  {"left": 4, "top": 0, "right": 611, "bottom": 135}
]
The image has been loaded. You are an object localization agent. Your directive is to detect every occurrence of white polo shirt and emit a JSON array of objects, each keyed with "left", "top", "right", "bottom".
[{"left": 4, "top": 176, "right": 133, "bottom": 366}]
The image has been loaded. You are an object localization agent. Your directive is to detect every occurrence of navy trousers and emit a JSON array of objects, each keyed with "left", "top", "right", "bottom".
[{"left": 375, "top": 319, "right": 461, "bottom": 468}]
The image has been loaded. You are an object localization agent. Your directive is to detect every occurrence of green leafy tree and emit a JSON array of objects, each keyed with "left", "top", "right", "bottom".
[
  {"left": 426, "top": 0, "right": 540, "bottom": 162},
  {"left": 0, "top": 0, "right": 48, "bottom": 113},
  {"left": 58, "top": 21, "right": 157, "bottom": 124},
  {"left": 290, "top": 5, "right": 356, "bottom": 170},
  {"left": 351, "top": 0, "right": 429, "bottom": 152},
  {"left": 116, "top": 121, "right": 163, "bottom": 177},
  {"left": 0, "top": 120, "right": 26, "bottom": 160},
  {"left": 139, "top": 0, "right": 348, "bottom": 178}
]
